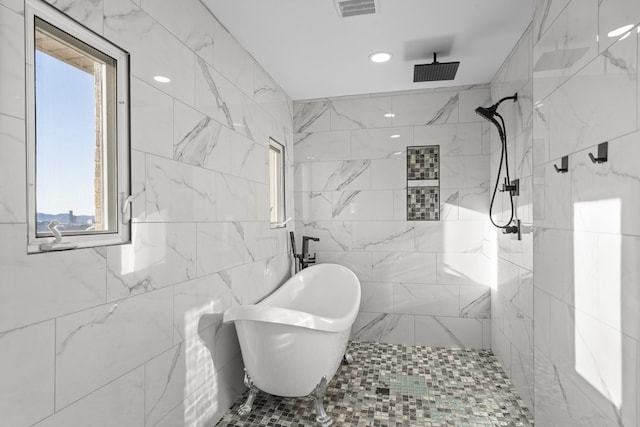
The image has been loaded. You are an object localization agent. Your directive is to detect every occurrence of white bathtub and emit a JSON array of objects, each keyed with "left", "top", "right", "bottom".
[{"left": 223, "top": 263, "right": 361, "bottom": 424}]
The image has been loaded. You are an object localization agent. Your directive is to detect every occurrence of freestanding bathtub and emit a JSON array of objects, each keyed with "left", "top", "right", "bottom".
[{"left": 223, "top": 263, "right": 361, "bottom": 427}]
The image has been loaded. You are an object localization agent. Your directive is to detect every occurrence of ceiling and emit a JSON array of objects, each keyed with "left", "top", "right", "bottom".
[{"left": 202, "top": 0, "right": 533, "bottom": 100}]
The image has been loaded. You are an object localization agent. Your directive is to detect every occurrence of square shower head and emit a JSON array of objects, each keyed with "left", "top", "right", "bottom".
[{"left": 413, "top": 60, "right": 459, "bottom": 82}]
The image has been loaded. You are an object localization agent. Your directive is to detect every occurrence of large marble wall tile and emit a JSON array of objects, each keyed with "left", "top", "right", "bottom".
[
  {"left": 533, "top": 0, "right": 571, "bottom": 42},
  {"left": 459, "top": 285, "right": 491, "bottom": 319},
  {"left": 316, "top": 251, "right": 373, "bottom": 282},
  {"left": 350, "top": 127, "right": 413, "bottom": 160},
  {"left": 0, "top": 321, "right": 54, "bottom": 427},
  {"left": 414, "top": 221, "right": 485, "bottom": 253},
  {"left": 144, "top": 343, "right": 187, "bottom": 427},
  {"left": 360, "top": 281, "right": 394, "bottom": 313},
  {"left": 173, "top": 274, "right": 235, "bottom": 344},
  {"left": 0, "top": 114, "right": 25, "bottom": 222},
  {"left": 141, "top": 0, "right": 215, "bottom": 65},
  {"left": 131, "top": 78, "right": 173, "bottom": 158},
  {"left": 351, "top": 313, "right": 414, "bottom": 345},
  {"left": 0, "top": 0, "right": 22, "bottom": 13},
  {"left": 106, "top": 223, "right": 196, "bottom": 301},
  {"left": 598, "top": 0, "right": 640, "bottom": 53},
  {"left": 216, "top": 174, "right": 257, "bottom": 221},
  {"left": 296, "top": 160, "right": 371, "bottom": 192},
  {"left": 621, "top": 235, "right": 640, "bottom": 342},
  {"left": 458, "top": 186, "right": 490, "bottom": 219},
  {"left": 351, "top": 222, "right": 415, "bottom": 252},
  {"left": 296, "top": 221, "right": 352, "bottom": 252},
  {"left": 439, "top": 188, "right": 460, "bottom": 221},
  {"left": 394, "top": 283, "right": 459, "bottom": 316},
  {"left": 572, "top": 132, "right": 640, "bottom": 236},
  {"left": 415, "top": 316, "right": 485, "bottom": 349},
  {"left": 509, "top": 344, "right": 535, "bottom": 410},
  {"left": 294, "top": 131, "right": 350, "bottom": 162},
  {"left": 45, "top": 0, "right": 103, "bottom": 34},
  {"left": 222, "top": 260, "right": 269, "bottom": 305},
  {"left": 332, "top": 190, "right": 394, "bottom": 221},
  {"left": 35, "top": 368, "right": 144, "bottom": 427},
  {"left": 104, "top": 0, "right": 195, "bottom": 105},
  {"left": 55, "top": 288, "right": 173, "bottom": 408},
  {"left": 294, "top": 191, "right": 333, "bottom": 221},
  {"left": 370, "top": 159, "right": 406, "bottom": 190},
  {"left": 548, "top": 34, "right": 637, "bottom": 160},
  {"left": 194, "top": 58, "right": 244, "bottom": 131},
  {"left": 533, "top": 0, "right": 598, "bottom": 102},
  {"left": 145, "top": 155, "right": 217, "bottom": 222},
  {"left": 254, "top": 66, "right": 292, "bottom": 126},
  {"left": 371, "top": 252, "right": 436, "bottom": 283},
  {"left": 532, "top": 102, "right": 550, "bottom": 166},
  {"left": 242, "top": 222, "right": 286, "bottom": 261},
  {"left": 503, "top": 301, "right": 533, "bottom": 357},
  {"left": 0, "top": 5, "right": 24, "bottom": 119},
  {"left": 391, "top": 91, "right": 459, "bottom": 126},
  {"left": 0, "top": 224, "right": 107, "bottom": 333},
  {"left": 440, "top": 155, "right": 490, "bottom": 189},
  {"left": 293, "top": 100, "right": 332, "bottom": 133},
  {"left": 173, "top": 101, "right": 231, "bottom": 174},
  {"left": 212, "top": 23, "right": 254, "bottom": 97},
  {"left": 458, "top": 89, "right": 492, "bottom": 123},
  {"left": 330, "top": 96, "right": 392, "bottom": 130},
  {"left": 533, "top": 227, "right": 574, "bottom": 303},
  {"left": 130, "top": 150, "right": 146, "bottom": 222},
  {"left": 229, "top": 131, "right": 267, "bottom": 183},
  {"left": 533, "top": 161, "right": 571, "bottom": 230},
  {"left": 436, "top": 253, "right": 490, "bottom": 285},
  {"left": 414, "top": 123, "right": 483, "bottom": 156}
]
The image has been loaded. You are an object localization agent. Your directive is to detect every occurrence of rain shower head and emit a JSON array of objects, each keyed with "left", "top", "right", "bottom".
[{"left": 413, "top": 53, "right": 459, "bottom": 82}]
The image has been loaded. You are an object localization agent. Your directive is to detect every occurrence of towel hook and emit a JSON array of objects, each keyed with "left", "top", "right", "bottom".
[
  {"left": 588, "top": 142, "right": 608, "bottom": 164},
  {"left": 553, "top": 156, "right": 569, "bottom": 173}
]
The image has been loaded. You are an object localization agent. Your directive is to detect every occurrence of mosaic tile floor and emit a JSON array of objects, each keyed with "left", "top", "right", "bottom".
[{"left": 215, "top": 341, "right": 534, "bottom": 427}]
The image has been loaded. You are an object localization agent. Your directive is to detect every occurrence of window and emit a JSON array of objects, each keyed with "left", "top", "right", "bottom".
[
  {"left": 268, "top": 138, "right": 286, "bottom": 227},
  {"left": 26, "top": 0, "right": 131, "bottom": 253}
]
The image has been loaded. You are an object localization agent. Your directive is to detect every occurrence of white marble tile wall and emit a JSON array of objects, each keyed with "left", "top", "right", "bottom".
[
  {"left": 293, "top": 85, "right": 492, "bottom": 350},
  {"left": 532, "top": 0, "right": 640, "bottom": 425},
  {"left": 0, "top": 0, "right": 293, "bottom": 425},
  {"left": 489, "top": 22, "right": 535, "bottom": 411}
]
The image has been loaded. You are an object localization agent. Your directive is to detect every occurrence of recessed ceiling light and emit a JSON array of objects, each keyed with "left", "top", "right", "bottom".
[
  {"left": 390, "top": 134, "right": 401, "bottom": 139},
  {"left": 153, "top": 75, "right": 171, "bottom": 83},
  {"left": 384, "top": 113, "right": 395, "bottom": 118},
  {"left": 369, "top": 52, "right": 391, "bottom": 63},
  {"left": 608, "top": 24, "right": 634, "bottom": 38}
]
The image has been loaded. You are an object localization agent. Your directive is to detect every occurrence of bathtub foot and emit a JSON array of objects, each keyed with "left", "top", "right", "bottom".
[
  {"left": 237, "top": 370, "right": 259, "bottom": 416},
  {"left": 343, "top": 352, "right": 353, "bottom": 364},
  {"left": 309, "top": 376, "right": 333, "bottom": 427}
]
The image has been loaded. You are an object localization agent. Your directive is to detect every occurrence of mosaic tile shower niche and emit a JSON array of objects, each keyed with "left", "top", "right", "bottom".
[{"left": 406, "top": 145, "right": 439, "bottom": 221}]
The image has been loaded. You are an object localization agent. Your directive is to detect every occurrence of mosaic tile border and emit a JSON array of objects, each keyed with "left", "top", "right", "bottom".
[
  {"left": 407, "top": 146, "right": 439, "bottom": 180},
  {"left": 407, "top": 186, "right": 439, "bottom": 221},
  {"left": 215, "top": 341, "right": 534, "bottom": 427}
]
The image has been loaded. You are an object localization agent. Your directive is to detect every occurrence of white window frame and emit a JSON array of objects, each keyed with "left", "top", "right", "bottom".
[
  {"left": 269, "top": 138, "right": 286, "bottom": 228},
  {"left": 25, "top": 0, "right": 131, "bottom": 253}
]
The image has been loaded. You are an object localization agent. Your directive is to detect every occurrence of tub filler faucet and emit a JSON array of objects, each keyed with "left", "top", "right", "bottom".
[{"left": 290, "top": 232, "right": 320, "bottom": 272}]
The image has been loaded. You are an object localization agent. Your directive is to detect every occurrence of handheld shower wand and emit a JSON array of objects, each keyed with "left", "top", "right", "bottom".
[{"left": 475, "top": 93, "right": 520, "bottom": 236}]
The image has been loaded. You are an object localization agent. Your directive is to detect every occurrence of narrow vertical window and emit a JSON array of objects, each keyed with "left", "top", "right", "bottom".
[
  {"left": 269, "top": 138, "right": 285, "bottom": 227},
  {"left": 26, "top": 0, "right": 130, "bottom": 252}
]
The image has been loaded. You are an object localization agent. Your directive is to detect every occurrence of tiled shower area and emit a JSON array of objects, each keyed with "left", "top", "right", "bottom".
[{"left": 1, "top": 0, "right": 640, "bottom": 426}]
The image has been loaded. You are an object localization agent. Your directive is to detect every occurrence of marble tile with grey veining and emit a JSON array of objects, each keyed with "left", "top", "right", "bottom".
[
  {"left": 0, "top": 6, "right": 25, "bottom": 119},
  {"left": 254, "top": 66, "right": 292, "bottom": 126},
  {"left": 296, "top": 221, "right": 352, "bottom": 252},
  {"left": 351, "top": 222, "right": 415, "bottom": 252},
  {"left": 332, "top": 190, "right": 394, "bottom": 221},
  {"left": 301, "top": 160, "right": 371, "bottom": 192},
  {"left": 145, "top": 155, "right": 217, "bottom": 222},
  {"left": 45, "top": 0, "right": 103, "bottom": 34},
  {"left": 293, "top": 99, "right": 332, "bottom": 133},
  {"left": 392, "top": 91, "right": 459, "bottom": 126},
  {"left": 229, "top": 131, "right": 267, "bottom": 184},
  {"left": 371, "top": 252, "right": 436, "bottom": 283},
  {"left": 55, "top": 287, "right": 173, "bottom": 409},
  {"left": 197, "top": 222, "right": 248, "bottom": 276},
  {"left": 415, "top": 316, "right": 486, "bottom": 349},
  {"left": 106, "top": 223, "right": 196, "bottom": 301},
  {"left": 216, "top": 174, "right": 257, "bottom": 221},
  {"left": 330, "top": 96, "right": 392, "bottom": 130},
  {"left": 294, "top": 192, "right": 333, "bottom": 221},
  {"left": 131, "top": 78, "right": 173, "bottom": 158},
  {"left": 195, "top": 57, "right": 243, "bottom": 131},
  {"left": 142, "top": 0, "right": 215, "bottom": 65},
  {"left": 294, "top": 130, "right": 350, "bottom": 162},
  {"left": 533, "top": 0, "right": 571, "bottom": 42},
  {"left": 393, "top": 283, "right": 459, "bottom": 317},
  {"left": 104, "top": 1, "right": 195, "bottom": 105},
  {"left": 351, "top": 313, "right": 414, "bottom": 345},
  {"left": 213, "top": 22, "right": 254, "bottom": 97},
  {"left": 414, "top": 123, "right": 483, "bottom": 156},
  {"left": 459, "top": 286, "right": 491, "bottom": 319},
  {"left": 174, "top": 116, "right": 228, "bottom": 169},
  {"left": 0, "top": 114, "right": 25, "bottom": 222},
  {"left": 350, "top": 127, "right": 412, "bottom": 160}
]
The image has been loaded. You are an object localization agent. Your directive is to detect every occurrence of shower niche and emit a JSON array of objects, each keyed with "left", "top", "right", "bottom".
[{"left": 406, "top": 145, "right": 440, "bottom": 221}]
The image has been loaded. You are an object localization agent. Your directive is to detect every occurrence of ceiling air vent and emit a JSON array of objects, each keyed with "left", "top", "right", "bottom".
[{"left": 334, "top": 0, "right": 378, "bottom": 18}]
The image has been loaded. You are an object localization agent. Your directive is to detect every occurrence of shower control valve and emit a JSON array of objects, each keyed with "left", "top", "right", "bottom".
[{"left": 500, "top": 178, "right": 519, "bottom": 197}]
